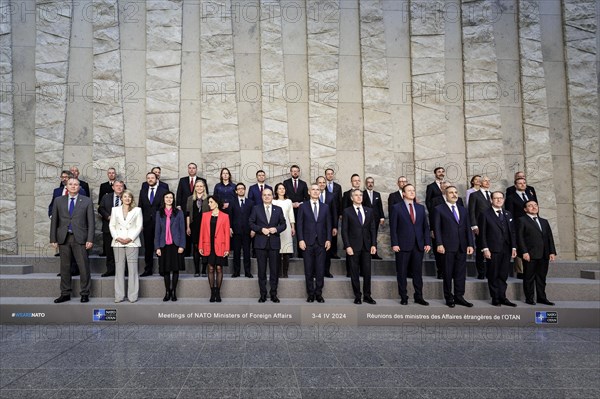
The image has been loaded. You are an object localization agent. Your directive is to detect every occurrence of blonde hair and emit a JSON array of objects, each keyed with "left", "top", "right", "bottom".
[
  {"left": 121, "top": 189, "right": 136, "bottom": 208},
  {"left": 192, "top": 180, "right": 207, "bottom": 200}
]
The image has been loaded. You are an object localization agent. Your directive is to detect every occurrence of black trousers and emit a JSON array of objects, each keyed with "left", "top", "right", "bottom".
[
  {"left": 142, "top": 223, "right": 155, "bottom": 274},
  {"left": 394, "top": 247, "right": 425, "bottom": 300},
  {"left": 523, "top": 258, "right": 550, "bottom": 302},
  {"left": 102, "top": 231, "right": 115, "bottom": 274},
  {"left": 303, "top": 242, "right": 326, "bottom": 296},
  {"left": 256, "top": 247, "right": 279, "bottom": 297},
  {"left": 232, "top": 232, "right": 252, "bottom": 276},
  {"left": 442, "top": 251, "right": 467, "bottom": 300},
  {"left": 348, "top": 247, "right": 372, "bottom": 298},
  {"left": 486, "top": 245, "right": 511, "bottom": 302}
]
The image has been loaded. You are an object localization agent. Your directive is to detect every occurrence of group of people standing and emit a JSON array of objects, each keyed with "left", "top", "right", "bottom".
[{"left": 49, "top": 163, "right": 557, "bottom": 308}]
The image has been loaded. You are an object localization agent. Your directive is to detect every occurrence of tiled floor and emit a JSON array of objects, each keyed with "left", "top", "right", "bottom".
[{"left": 1, "top": 325, "right": 598, "bottom": 398}]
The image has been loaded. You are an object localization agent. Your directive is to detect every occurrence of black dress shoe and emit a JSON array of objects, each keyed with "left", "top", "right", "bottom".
[
  {"left": 538, "top": 299, "right": 555, "bottom": 306},
  {"left": 316, "top": 295, "right": 325, "bottom": 303},
  {"left": 101, "top": 272, "right": 115, "bottom": 277},
  {"left": 271, "top": 295, "right": 280, "bottom": 303},
  {"left": 502, "top": 299, "right": 517, "bottom": 307},
  {"left": 346, "top": 274, "right": 351, "bottom": 278},
  {"left": 446, "top": 301, "right": 455, "bottom": 308},
  {"left": 492, "top": 300, "right": 501, "bottom": 307},
  {"left": 454, "top": 296, "right": 474, "bottom": 308},
  {"left": 436, "top": 273, "right": 443, "bottom": 280},
  {"left": 525, "top": 300, "right": 536, "bottom": 305},
  {"left": 516, "top": 273, "right": 524, "bottom": 280},
  {"left": 54, "top": 295, "right": 70, "bottom": 303},
  {"left": 57, "top": 273, "right": 61, "bottom": 276},
  {"left": 258, "top": 295, "right": 266, "bottom": 303},
  {"left": 415, "top": 298, "right": 429, "bottom": 306},
  {"left": 307, "top": 295, "right": 315, "bottom": 303},
  {"left": 80, "top": 295, "right": 89, "bottom": 303},
  {"left": 245, "top": 274, "right": 253, "bottom": 278},
  {"left": 325, "top": 273, "right": 334, "bottom": 278},
  {"left": 54, "top": 253, "right": 60, "bottom": 257},
  {"left": 400, "top": 298, "right": 408, "bottom": 305},
  {"left": 140, "top": 271, "right": 152, "bottom": 277},
  {"left": 363, "top": 296, "right": 376, "bottom": 305},
  {"left": 231, "top": 273, "right": 240, "bottom": 278},
  {"left": 354, "top": 298, "right": 362, "bottom": 304},
  {"left": 477, "top": 274, "right": 485, "bottom": 280}
]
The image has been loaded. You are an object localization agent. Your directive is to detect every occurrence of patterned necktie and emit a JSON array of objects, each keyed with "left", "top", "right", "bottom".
[
  {"left": 497, "top": 210, "right": 504, "bottom": 221},
  {"left": 409, "top": 203, "right": 415, "bottom": 224},
  {"left": 115, "top": 196, "right": 120, "bottom": 207},
  {"left": 150, "top": 187, "right": 155, "bottom": 204},
  {"left": 451, "top": 205, "right": 459, "bottom": 223},
  {"left": 357, "top": 207, "right": 363, "bottom": 224},
  {"left": 313, "top": 202, "right": 318, "bottom": 221}
]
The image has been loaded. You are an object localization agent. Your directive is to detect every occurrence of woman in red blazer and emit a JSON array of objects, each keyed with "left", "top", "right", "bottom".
[{"left": 199, "top": 195, "right": 231, "bottom": 302}]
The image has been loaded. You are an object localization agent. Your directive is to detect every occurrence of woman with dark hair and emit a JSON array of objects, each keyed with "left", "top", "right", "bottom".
[
  {"left": 466, "top": 175, "right": 481, "bottom": 206},
  {"left": 154, "top": 191, "right": 186, "bottom": 301},
  {"left": 186, "top": 179, "right": 210, "bottom": 277},
  {"left": 272, "top": 183, "right": 295, "bottom": 278},
  {"left": 213, "top": 167, "right": 236, "bottom": 213},
  {"left": 199, "top": 195, "right": 231, "bottom": 302}
]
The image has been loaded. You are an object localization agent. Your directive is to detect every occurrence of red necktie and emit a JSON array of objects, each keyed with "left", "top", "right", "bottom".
[
  {"left": 189, "top": 178, "right": 194, "bottom": 193},
  {"left": 409, "top": 203, "right": 415, "bottom": 224}
]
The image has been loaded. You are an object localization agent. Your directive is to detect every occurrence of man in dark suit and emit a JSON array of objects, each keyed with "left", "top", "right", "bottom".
[
  {"left": 433, "top": 186, "right": 475, "bottom": 308},
  {"left": 69, "top": 166, "right": 90, "bottom": 197},
  {"left": 141, "top": 166, "right": 169, "bottom": 191},
  {"left": 362, "top": 177, "right": 385, "bottom": 259},
  {"left": 390, "top": 184, "right": 431, "bottom": 306},
  {"left": 283, "top": 165, "right": 310, "bottom": 257},
  {"left": 139, "top": 172, "right": 168, "bottom": 276},
  {"left": 230, "top": 183, "right": 254, "bottom": 278},
  {"left": 341, "top": 173, "right": 362, "bottom": 211},
  {"left": 176, "top": 162, "right": 208, "bottom": 256},
  {"left": 98, "top": 167, "right": 118, "bottom": 204},
  {"left": 249, "top": 188, "right": 287, "bottom": 303},
  {"left": 468, "top": 175, "right": 493, "bottom": 279},
  {"left": 297, "top": 184, "right": 332, "bottom": 303},
  {"left": 50, "top": 178, "right": 95, "bottom": 303},
  {"left": 247, "top": 170, "right": 271, "bottom": 207},
  {"left": 325, "top": 168, "right": 343, "bottom": 259},
  {"left": 317, "top": 176, "right": 338, "bottom": 277},
  {"left": 517, "top": 200, "right": 557, "bottom": 306},
  {"left": 98, "top": 181, "right": 125, "bottom": 277},
  {"left": 425, "top": 166, "right": 445, "bottom": 214},
  {"left": 479, "top": 191, "right": 517, "bottom": 307},
  {"left": 342, "top": 189, "right": 377, "bottom": 305},
  {"left": 506, "top": 171, "right": 537, "bottom": 199},
  {"left": 48, "top": 171, "right": 86, "bottom": 218},
  {"left": 387, "top": 176, "right": 408, "bottom": 218}
]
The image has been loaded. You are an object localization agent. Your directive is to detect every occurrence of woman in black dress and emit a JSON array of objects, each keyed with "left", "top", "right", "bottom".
[
  {"left": 186, "top": 180, "right": 210, "bottom": 277},
  {"left": 154, "top": 191, "right": 185, "bottom": 301},
  {"left": 199, "top": 196, "right": 231, "bottom": 302}
]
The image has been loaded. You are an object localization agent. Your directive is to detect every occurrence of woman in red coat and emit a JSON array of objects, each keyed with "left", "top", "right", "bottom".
[{"left": 199, "top": 195, "right": 231, "bottom": 302}]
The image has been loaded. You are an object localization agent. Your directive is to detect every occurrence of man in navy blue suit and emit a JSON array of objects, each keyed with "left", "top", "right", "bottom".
[
  {"left": 479, "top": 191, "right": 517, "bottom": 307},
  {"left": 249, "top": 188, "right": 286, "bottom": 303},
  {"left": 316, "top": 176, "right": 338, "bottom": 278},
  {"left": 297, "top": 184, "right": 332, "bottom": 303},
  {"left": 342, "top": 189, "right": 377, "bottom": 305},
  {"left": 433, "top": 186, "right": 474, "bottom": 308},
  {"left": 48, "top": 170, "right": 86, "bottom": 218},
  {"left": 390, "top": 184, "right": 431, "bottom": 305},
  {"left": 248, "top": 170, "right": 271, "bottom": 206},
  {"left": 230, "top": 183, "right": 254, "bottom": 278},
  {"left": 139, "top": 172, "right": 168, "bottom": 277}
]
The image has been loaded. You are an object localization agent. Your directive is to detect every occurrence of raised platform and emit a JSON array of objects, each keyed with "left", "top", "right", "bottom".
[{"left": 1, "top": 256, "right": 598, "bottom": 327}]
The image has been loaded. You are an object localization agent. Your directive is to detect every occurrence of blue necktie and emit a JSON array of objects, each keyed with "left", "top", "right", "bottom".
[
  {"left": 69, "top": 197, "right": 75, "bottom": 216},
  {"left": 451, "top": 205, "right": 459, "bottom": 223},
  {"left": 313, "top": 202, "right": 318, "bottom": 221},
  {"left": 149, "top": 187, "right": 155, "bottom": 204},
  {"left": 357, "top": 207, "right": 363, "bottom": 224},
  {"left": 114, "top": 196, "right": 120, "bottom": 207}
]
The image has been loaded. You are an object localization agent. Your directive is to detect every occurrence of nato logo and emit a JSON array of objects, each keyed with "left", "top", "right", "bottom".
[
  {"left": 93, "top": 309, "right": 117, "bottom": 322},
  {"left": 535, "top": 311, "right": 557, "bottom": 324}
]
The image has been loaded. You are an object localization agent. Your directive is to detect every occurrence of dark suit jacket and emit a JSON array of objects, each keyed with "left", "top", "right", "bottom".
[
  {"left": 428, "top": 195, "right": 464, "bottom": 228},
  {"left": 248, "top": 183, "right": 272, "bottom": 206},
  {"left": 98, "top": 181, "right": 126, "bottom": 205},
  {"left": 433, "top": 203, "right": 474, "bottom": 252},
  {"left": 468, "top": 190, "right": 492, "bottom": 228},
  {"left": 478, "top": 208, "right": 516, "bottom": 252},
  {"left": 249, "top": 203, "right": 286, "bottom": 250},
  {"left": 48, "top": 186, "right": 86, "bottom": 217},
  {"left": 139, "top": 185, "right": 168, "bottom": 225},
  {"left": 341, "top": 206, "right": 377, "bottom": 251},
  {"left": 283, "top": 178, "right": 309, "bottom": 203},
  {"left": 505, "top": 189, "right": 538, "bottom": 220},
  {"left": 341, "top": 189, "right": 359, "bottom": 211},
  {"left": 77, "top": 180, "right": 90, "bottom": 197},
  {"left": 362, "top": 190, "right": 385, "bottom": 221},
  {"left": 176, "top": 176, "right": 208, "bottom": 212},
  {"left": 50, "top": 195, "right": 95, "bottom": 245},
  {"left": 326, "top": 181, "right": 343, "bottom": 217},
  {"left": 98, "top": 192, "right": 119, "bottom": 233},
  {"left": 517, "top": 216, "right": 556, "bottom": 259},
  {"left": 389, "top": 202, "right": 431, "bottom": 251},
  {"left": 425, "top": 181, "right": 443, "bottom": 213},
  {"left": 387, "top": 191, "right": 403, "bottom": 219},
  {"left": 230, "top": 197, "right": 255, "bottom": 235},
  {"left": 318, "top": 191, "right": 338, "bottom": 230},
  {"left": 154, "top": 209, "right": 186, "bottom": 249},
  {"left": 296, "top": 201, "right": 332, "bottom": 246},
  {"left": 506, "top": 184, "right": 537, "bottom": 200},
  {"left": 142, "top": 180, "right": 169, "bottom": 192}
]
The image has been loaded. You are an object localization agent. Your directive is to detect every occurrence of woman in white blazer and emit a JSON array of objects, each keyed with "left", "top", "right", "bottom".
[{"left": 109, "top": 189, "right": 143, "bottom": 302}]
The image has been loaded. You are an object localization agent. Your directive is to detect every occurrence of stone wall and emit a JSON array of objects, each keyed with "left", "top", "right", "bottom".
[{"left": 2, "top": 0, "right": 598, "bottom": 259}]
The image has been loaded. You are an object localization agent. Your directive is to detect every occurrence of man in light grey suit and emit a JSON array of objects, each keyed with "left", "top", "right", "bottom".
[{"left": 50, "top": 178, "right": 95, "bottom": 303}]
